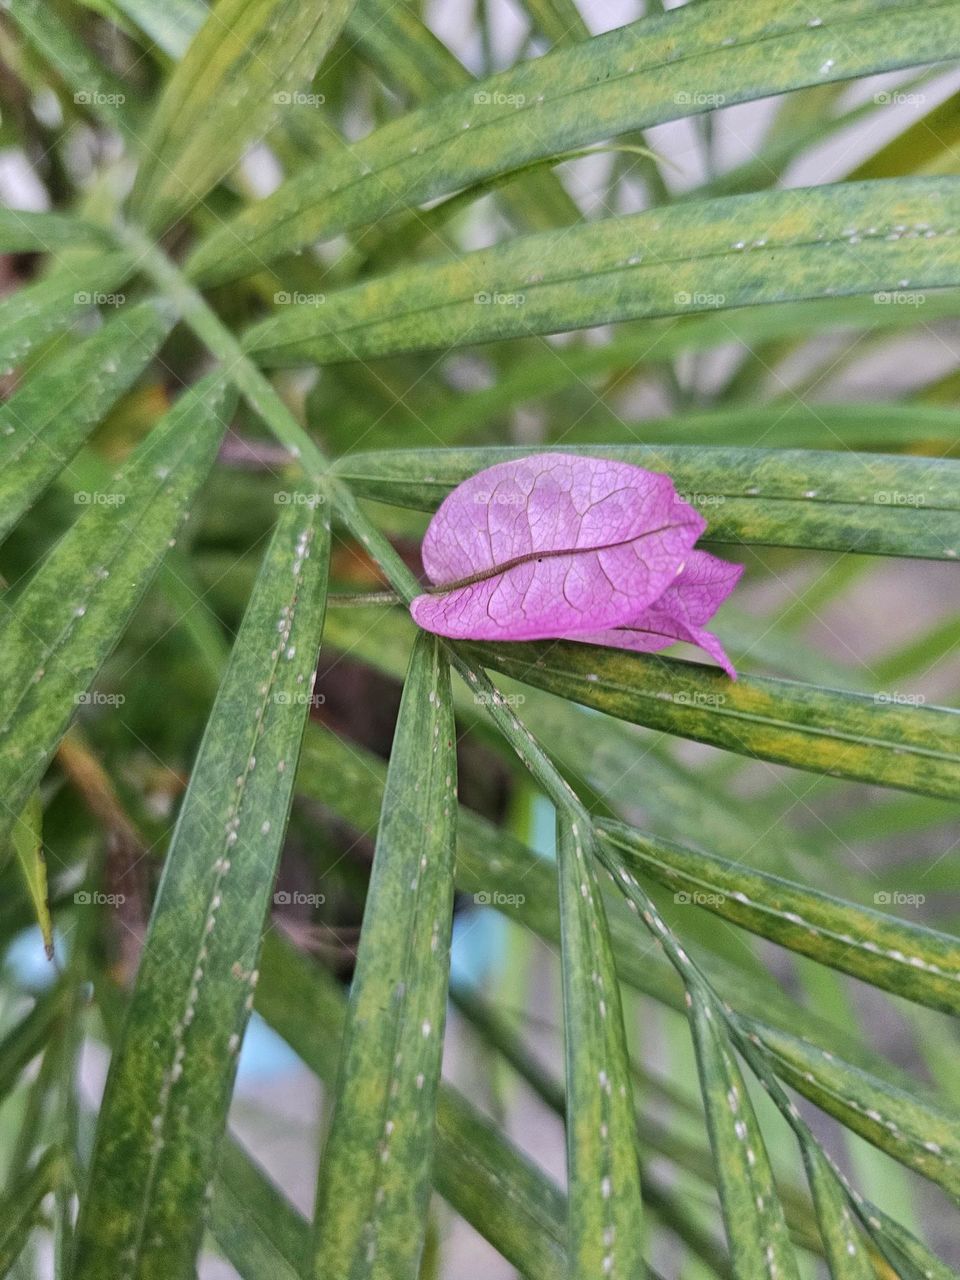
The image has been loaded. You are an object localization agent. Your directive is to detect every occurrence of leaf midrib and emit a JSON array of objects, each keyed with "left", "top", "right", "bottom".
[
  {"left": 251, "top": 205, "right": 960, "bottom": 356},
  {"left": 220, "top": 0, "right": 948, "bottom": 261}
]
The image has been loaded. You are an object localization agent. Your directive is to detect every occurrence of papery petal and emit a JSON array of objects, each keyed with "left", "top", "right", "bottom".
[
  {"left": 567, "top": 551, "right": 743, "bottom": 678},
  {"left": 411, "top": 453, "right": 706, "bottom": 641}
]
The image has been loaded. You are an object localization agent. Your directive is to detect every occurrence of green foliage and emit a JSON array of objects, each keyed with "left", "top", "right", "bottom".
[{"left": 0, "top": 0, "right": 957, "bottom": 1277}]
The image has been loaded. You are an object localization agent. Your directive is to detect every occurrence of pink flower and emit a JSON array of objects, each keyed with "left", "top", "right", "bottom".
[{"left": 411, "top": 453, "right": 742, "bottom": 677}]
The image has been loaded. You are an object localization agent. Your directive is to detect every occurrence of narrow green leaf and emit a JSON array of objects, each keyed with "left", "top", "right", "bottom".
[
  {"left": 800, "top": 1146, "right": 873, "bottom": 1280},
  {"left": 687, "top": 987, "right": 799, "bottom": 1280},
  {"left": 0, "top": 209, "right": 111, "bottom": 254},
  {"left": 9, "top": 792, "right": 52, "bottom": 959},
  {"left": 293, "top": 704, "right": 921, "bottom": 1085},
  {"left": 334, "top": 444, "right": 960, "bottom": 561},
  {"left": 556, "top": 815, "right": 645, "bottom": 1279},
  {"left": 0, "top": 255, "right": 132, "bottom": 374},
  {"left": 860, "top": 1203, "right": 957, "bottom": 1280},
  {"left": 0, "top": 298, "right": 176, "bottom": 542},
  {"left": 0, "top": 374, "right": 232, "bottom": 864},
  {"left": 243, "top": 179, "right": 960, "bottom": 366},
  {"left": 434, "top": 1086, "right": 568, "bottom": 1280},
  {"left": 748, "top": 1020, "right": 960, "bottom": 1198},
  {"left": 0, "top": 1149, "right": 63, "bottom": 1274},
  {"left": 466, "top": 642, "right": 960, "bottom": 801},
  {"left": 850, "top": 91, "right": 960, "bottom": 180},
  {"left": 418, "top": 293, "right": 960, "bottom": 445},
  {"left": 6, "top": 0, "right": 138, "bottom": 138},
  {"left": 209, "top": 1140, "right": 309, "bottom": 1280},
  {"left": 256, "top": 933, "right": 567, "bottom": 1280},
  {"left": 105, "top": 0, "right": 205, "bottom": 58},
  {"left": 189, "top": 2, "right": 960, "bottom": 283},
  {"left": 72, "top": 497, "right": 331, "bottom": 1280},
  {"left": 0, "top": 986, "right": 66, "bottom": 1102},
  {"left": 313, "top": 632, "right": 457, "bottom": 1279},
  {"left": 596, "top": 820, "right": 960, "bottom": 1015},
  {"left": 129, "top": 0, "right": 355, "bottom": 230}
]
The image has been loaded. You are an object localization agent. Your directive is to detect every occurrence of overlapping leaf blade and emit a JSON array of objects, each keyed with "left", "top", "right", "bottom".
[
  {"left": 465, "top": 642, "right": 960, "bottom": 800},
  {"left": 312, "top": 632, "right": 457, "bottom": 1279},
  {"left": 129, "top": 0, "right": 355, "bottom": 230},
  {"left": 8, "top": 791, "right": 52, "bottom": 958},
  {"left": 0, "top": 209, "right": 111, "bottom": 254},
  {"left": 256, "top": 933, "right": 568, "bottom": 1280},
  {"left": 335, "top": 444, "right": 960, "bottom": 560},
  {"left": 687, "top": 987, "right": 799, "bottom": 1280},
  {"left": 800, "top": 1147, "right": 873, "bottom": 1280},
  {"left": 0, "top": 298, "right": 176, "bottom": 542},
  {"left": 0, "top": 254, "right": 132, "bottom": 374},
  {"left": 189, "top": 1, "right": 960, "bottom": 284},
  {"left": 596, "top": 820, "right": 960, "bottom": 1014},
  {"left": 209, "top": 1141, "right": 310, "bottom": 1280},
  {"left": 0, "top": 373, "right": 233, "bottom": 852},
  {"left": 748, "top": 1020, "right": 960, "bottom": 1197},
  {"left": 243, "top": 179, "right": 960, "bottom": 366},
  {"left": 556, "top": 815, "right": 645, "bottom": 1279},
  {"left": 72, "top": 495, "right": 331, "bottom": 1280}
]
